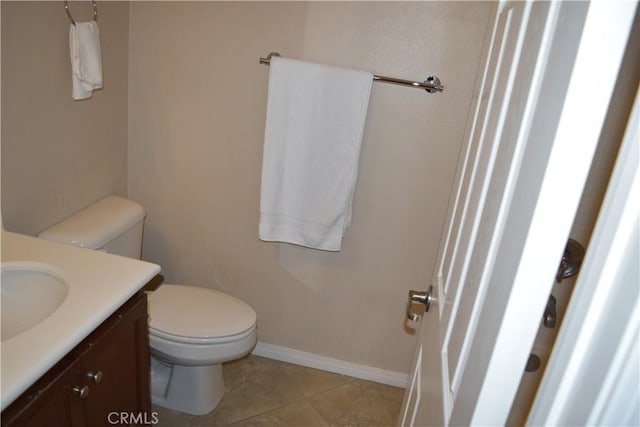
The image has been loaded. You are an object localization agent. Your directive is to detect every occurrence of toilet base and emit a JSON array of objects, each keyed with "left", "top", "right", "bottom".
[{"left": 151, "top": 358, "right": 225, "bottom": 415}]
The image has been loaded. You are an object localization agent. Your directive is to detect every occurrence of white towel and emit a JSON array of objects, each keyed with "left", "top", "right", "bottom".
[
  {"left": 259, "top": 57, "right": 373, "bottom": 251},
  {"left": 69, "top": 22, "right": 103, "bottom": 100}
]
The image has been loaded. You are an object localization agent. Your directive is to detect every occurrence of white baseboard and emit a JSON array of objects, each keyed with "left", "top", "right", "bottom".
[{"left": 251, "top": 341, "right": 408, "bottom": 388}]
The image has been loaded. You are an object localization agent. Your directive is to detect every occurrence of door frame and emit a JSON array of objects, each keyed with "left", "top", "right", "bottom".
[
  {"left": 524, "top": 2, "right": 639, "bottom": 424},
  {"left": 527, "top": 84, "right": 639, "bottom": 425}
]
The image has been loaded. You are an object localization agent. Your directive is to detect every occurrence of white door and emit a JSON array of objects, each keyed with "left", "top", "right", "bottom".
[{"left": 399, "top": 1, "right": 636, "bottom": 426}]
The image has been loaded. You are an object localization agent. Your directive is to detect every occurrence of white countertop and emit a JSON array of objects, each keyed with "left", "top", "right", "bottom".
[{"left": 1, "top": 231, "right": 161, "bottom": 410}]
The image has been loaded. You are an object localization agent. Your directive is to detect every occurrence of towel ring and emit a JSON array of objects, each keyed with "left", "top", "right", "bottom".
[{"left": 64, "top": 1, "right": 98, "bottom": 26}]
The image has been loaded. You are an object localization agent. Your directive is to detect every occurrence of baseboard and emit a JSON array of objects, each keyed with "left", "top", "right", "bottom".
[{"left": 251, "top": 341, "right": 408, "bottom": 388}]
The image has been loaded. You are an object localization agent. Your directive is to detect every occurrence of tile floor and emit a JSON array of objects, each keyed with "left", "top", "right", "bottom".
[{"left": 153, "top": 355, "right": 404, "bottom": 427}]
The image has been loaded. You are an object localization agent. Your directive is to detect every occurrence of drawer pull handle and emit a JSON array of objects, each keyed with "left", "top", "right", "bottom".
[
  {"left": 72, "top": 385, "right": 90, "bottom": 399},
  {"left": 86, "top": 371, "right": 103, "bottom": 384}
]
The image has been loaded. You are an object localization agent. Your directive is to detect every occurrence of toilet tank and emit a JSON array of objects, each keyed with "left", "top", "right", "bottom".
[{"left": 38, "top": 196, "right": 145, "bottom": 259}]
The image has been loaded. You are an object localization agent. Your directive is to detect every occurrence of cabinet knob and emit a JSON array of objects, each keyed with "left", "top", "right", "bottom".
[
  {"left": 86, "top": 371, "right": 103, "bottom": 384},
  {"left": 72, "top": 385, "right": 90, "bottom": 399}
]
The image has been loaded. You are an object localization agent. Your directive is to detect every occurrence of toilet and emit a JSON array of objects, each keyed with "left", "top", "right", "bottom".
[{"left": 38, "top": 196, "right": 257, "bottom": 415}]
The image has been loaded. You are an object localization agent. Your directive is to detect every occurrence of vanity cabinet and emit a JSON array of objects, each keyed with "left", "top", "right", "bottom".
[{"left": 1, "top": 291, "right": 151, "bottom": 426}]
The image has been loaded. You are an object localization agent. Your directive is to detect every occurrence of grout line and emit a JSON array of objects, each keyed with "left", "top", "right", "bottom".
[
  {"left": 229, "top": 398, "right": 331, "bottom": 427},
  {"left": 271, "top": 357, "right": 358, "bottom": 399}
]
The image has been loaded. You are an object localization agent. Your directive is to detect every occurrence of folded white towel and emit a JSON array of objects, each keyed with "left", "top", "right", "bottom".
[
  {"left": 259, "top": 57, "right": 373, "bottom": 251},
  {"left": 69, "top": 21, "right": 103, "bottom": 100}
]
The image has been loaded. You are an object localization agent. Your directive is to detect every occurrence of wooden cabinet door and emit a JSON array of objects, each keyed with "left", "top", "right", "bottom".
[
  {"left": 1, "top": 356, "right": 84, "bottom": 427},
  {"left": 78, "top": 294, "right": 151, "bottom": 426},
  {"left": 2, "top": 292, "right": 151, "bottom": 427}
]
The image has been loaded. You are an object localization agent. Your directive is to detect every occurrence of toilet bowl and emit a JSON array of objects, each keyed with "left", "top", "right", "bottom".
[
  {"left": 37, "top": 196, "right": 257, "bottom": 415},
  {"left": 147, "top": 284, "right": 256, "bottom": 414}
]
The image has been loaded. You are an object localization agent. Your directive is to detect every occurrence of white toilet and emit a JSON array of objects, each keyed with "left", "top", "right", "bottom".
[{"left": 38, "top": 196, "right": 257, "bottom": 415}]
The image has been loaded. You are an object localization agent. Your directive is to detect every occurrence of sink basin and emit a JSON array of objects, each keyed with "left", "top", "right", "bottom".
[{"left": 1, "top": 262, "right": 69, "bottom": 341}]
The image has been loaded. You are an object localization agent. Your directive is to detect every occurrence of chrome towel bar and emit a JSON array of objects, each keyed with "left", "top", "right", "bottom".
[{"left": 259, "top": 52, "right": 444, "bottom": 94}]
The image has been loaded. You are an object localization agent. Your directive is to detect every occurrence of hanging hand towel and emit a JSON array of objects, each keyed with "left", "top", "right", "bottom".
[
  {"left": 69, "top": 21, "right": 103, "bottom": 100},
  {"left": 259, "top": 57, "right": 373, "bottom": 251}
]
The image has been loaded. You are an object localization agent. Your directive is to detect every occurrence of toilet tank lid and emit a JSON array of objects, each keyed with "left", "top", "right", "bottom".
[{"left": 38, "top": 196, "right": 145, "bottom": 250}]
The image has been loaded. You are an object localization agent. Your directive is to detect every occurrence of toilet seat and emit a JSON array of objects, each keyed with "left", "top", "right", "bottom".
[
  {"left": 150, "top": 326, "right": 255, "bottom": 345},
  {"left": 148, "top": 284, "right": 257, "bottom": 344}
]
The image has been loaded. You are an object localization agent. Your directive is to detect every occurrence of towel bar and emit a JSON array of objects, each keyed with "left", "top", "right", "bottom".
[{"left": 259, "top": 52, "right": 444, "bottom": 94}]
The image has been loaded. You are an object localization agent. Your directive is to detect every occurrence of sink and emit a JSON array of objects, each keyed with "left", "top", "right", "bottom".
[{"left": 1, "top": 262, "right": 69, "bottom": 341}]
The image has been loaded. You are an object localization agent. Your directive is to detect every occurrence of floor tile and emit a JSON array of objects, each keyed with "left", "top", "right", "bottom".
[
  {"left": 233, "top": 400, "right": 330, "bottom": 427},
  {"left": 310, "top": 379, "right": 404, "bottom": 427},
  {"left": 151, "top": 355, "right": 404, "bottom": 427},
  {"left": 278, "top": 362, "right": 355, "bottom": 398},
  {"left": 153, "top": 405, "right": 196, "bottom": 427},
  {"left": 193, "top": 355, "right": 304, "bottom": 425}
]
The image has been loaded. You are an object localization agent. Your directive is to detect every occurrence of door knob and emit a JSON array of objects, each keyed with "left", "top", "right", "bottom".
[{"left": 408, "top": 285, "right": 436, "bottom": 313}]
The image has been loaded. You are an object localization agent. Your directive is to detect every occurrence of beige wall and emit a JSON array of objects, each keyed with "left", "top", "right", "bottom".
[
  {"left": 128, "top": 2, "right": 492, "bottom": 373},
  {"left": 1, "top": 1, "right": 129, "bottom": 235}
]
